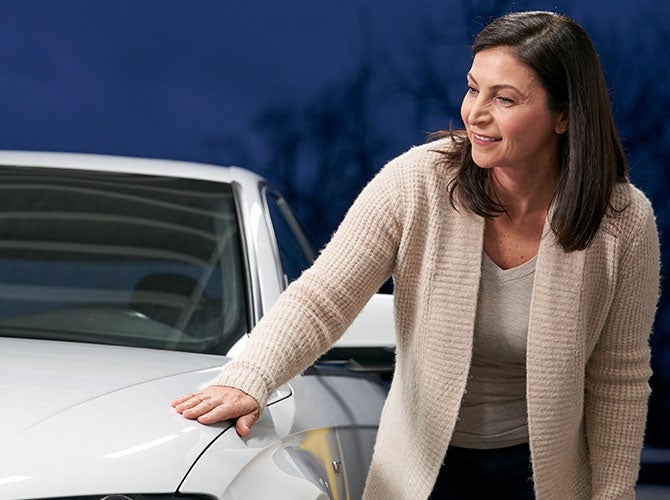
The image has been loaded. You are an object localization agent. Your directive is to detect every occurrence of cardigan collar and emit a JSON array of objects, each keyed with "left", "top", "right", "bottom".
[{"left": 526, "top": 215, "right": 587, "bottom": 490}]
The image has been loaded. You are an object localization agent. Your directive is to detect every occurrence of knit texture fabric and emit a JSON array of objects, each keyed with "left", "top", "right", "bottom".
[{"left": 211, "top": 139, "right": 660, "bottom": 500}]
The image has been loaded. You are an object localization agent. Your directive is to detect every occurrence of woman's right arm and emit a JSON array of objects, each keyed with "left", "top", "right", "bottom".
[{"left": 172, "top": 159, "right": 405, "bottom": 428}]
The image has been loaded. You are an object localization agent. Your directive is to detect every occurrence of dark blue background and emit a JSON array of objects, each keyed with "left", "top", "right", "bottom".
[{"left": 1, "top": 1, "right": 669, "bottom": 445}]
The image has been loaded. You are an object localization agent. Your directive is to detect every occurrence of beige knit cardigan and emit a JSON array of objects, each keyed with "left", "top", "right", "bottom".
[{"left": 213, "top": 140, "right": 660, "bottom": 499}]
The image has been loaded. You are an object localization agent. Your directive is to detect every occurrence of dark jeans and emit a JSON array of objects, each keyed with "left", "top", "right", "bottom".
[{"left": 429, "top": 443, "right": 535, "bottom": 499}]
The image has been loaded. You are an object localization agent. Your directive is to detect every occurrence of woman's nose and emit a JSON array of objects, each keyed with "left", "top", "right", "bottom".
[{"left": 466, "top": 97, "right": 489, "bottom": 125}]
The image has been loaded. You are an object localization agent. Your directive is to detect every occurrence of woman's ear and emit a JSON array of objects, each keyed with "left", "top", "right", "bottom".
[{"left": 555, "top": 110, "right": 569, "bottom": 135}]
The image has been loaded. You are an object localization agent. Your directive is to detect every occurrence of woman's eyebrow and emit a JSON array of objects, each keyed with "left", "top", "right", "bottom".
[{"left": 467, "top": 73, "right": 521, "bottom": 93}]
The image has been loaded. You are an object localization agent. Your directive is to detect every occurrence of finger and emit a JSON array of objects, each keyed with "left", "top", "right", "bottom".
[
  {"left": 171, "top": 393, "right": 197, "bottom": 407},
  {"left": 174, "top": 395, "right": 207, "bottom": 414},
  {"left": 235, "top": 412, "right": 259, "bottom": 436},
  {"left": 180, "top": 398, "right": 222, "bottom": 419},
  {"left": 196, "top": 402, "right": 238, "bottom": 425}
]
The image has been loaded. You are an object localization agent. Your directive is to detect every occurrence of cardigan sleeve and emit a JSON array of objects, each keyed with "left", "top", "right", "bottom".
[
  {"left": 584, "top": 197, "right": 660, "bottom": 499},
  {"left": 210, "top": 160, "right": 403, "bottom": 408}
]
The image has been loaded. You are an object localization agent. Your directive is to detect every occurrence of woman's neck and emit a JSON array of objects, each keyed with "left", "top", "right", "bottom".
[{"left": 490, "top": 166, "right": 559, "bottom": 220}]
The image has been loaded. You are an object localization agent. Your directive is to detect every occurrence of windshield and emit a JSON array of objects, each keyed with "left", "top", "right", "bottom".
[{"left": 0, "top": 165, "right": 248, "bottom": 354}]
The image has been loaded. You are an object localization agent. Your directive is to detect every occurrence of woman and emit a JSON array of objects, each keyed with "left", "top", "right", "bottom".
[{"left": 173, "top": 11, "right": 659, "bottom": 499}]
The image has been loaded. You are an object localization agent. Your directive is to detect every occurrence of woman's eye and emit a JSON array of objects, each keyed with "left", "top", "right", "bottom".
[
  {"left": 467, "top": 85, "right": 479, "bottom": 95},
  {"left": 497, "top": 96, "right": 514, "bottom": 104}
]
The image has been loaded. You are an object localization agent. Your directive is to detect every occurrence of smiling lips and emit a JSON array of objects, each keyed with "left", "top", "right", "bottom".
[{"left": 473, "top": 132, "right": 502, "bottom": 143}]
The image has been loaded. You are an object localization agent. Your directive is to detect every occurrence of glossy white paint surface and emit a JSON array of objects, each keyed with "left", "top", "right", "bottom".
[
  {"left": 0, "top": 337, "right": 229, "bottom": 498},
  {"left": 180, "top": 375, "right": 385, "bottom": 499},
  {"left": 0, "top": 335, "right": 386, "bottom": 499},
  {"left": 335, "top": 293, "right": 395, "bottom": 348},
  {"left": 0, "top": 150, "right": 237, "bottom": 184}
]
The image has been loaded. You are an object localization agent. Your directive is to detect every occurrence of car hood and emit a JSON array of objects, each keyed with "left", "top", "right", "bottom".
[{"left": 0, "top": 337, "right": 234, "bottom": 499}]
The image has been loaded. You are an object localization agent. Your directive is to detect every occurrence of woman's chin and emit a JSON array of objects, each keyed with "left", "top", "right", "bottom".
[{"left": 472, "top": 157, "right": 495, "bottom": 170}]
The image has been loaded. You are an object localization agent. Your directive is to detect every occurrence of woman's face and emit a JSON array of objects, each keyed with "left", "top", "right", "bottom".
[{"left": 460, "top": 46, "right": 568, "bottom": 175}]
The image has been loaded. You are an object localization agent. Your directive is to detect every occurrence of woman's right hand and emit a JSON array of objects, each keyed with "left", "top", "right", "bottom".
[{"left": 171, "top": 385, "right": 260, "bottom": 436}]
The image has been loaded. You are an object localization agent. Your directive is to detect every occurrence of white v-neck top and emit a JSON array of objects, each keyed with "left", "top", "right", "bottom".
[{"left": 451, "top": 252, "right": 537, "bottom": 449}]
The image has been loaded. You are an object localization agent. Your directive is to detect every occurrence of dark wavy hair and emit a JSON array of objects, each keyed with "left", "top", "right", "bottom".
[{"left": 435, "top": 11, "right": 628, "bottom": 252}]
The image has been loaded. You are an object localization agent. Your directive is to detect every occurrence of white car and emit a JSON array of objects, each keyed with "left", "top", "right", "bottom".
[{"left": 0, "top": 151, "right": 395, "bottom": 500}]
